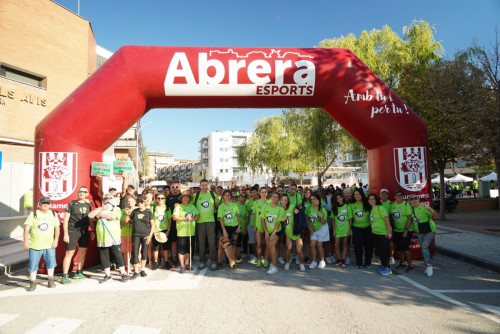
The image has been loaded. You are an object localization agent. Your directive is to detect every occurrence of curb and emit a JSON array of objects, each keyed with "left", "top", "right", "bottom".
[{"left": 435, "top": 246, "right": 500, "bottom": 274}]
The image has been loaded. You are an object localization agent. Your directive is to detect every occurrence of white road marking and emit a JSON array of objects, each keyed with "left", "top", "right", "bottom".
[
  {"left": 434, "top": 290, "right": 500, "bottom": 293},
  {"left": 24, "top": 317, "right": 83, "bottom": 334},
  {"left": 113, "top": 324, "right": 161, "bottom": 334},
  {"left": 0, "top": 267, "right": 208, "bottom": 298},
  {"left": 398, "top": 275, "right": 500, "bottom": 324},
  {"left": 0, "top": 313, "right": 19, "bottom": 326},
  {"left": 469, "top": 303, "right": 500, "bottom": 316}
]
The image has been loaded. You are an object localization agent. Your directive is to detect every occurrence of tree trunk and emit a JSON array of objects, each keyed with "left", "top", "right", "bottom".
[
  {"left": 318, "top": 156, "right": 336, "bottom": 189},
  {"left": 439, "top": 165, "right": 446, "bottom": 221}
]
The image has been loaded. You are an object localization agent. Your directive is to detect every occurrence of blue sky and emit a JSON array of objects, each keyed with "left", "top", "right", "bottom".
[{"left": 55, "top": 0, "right": 500, "bottom": 160}]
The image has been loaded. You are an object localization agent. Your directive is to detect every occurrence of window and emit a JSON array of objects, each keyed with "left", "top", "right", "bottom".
[
  {"left": 0, "top": 63, "right": 46, "bottom": 88},
  {"left": 225, "top": 169, "right": 228, "bottom": 173},
  {"left": 220, "top": 148, "right": 223, "bottom": 152},
  {"left": 220, "top": 169, "right": 223, "bottom": 173}
]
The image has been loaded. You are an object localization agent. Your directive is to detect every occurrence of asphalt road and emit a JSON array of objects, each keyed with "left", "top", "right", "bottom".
[{"left": 0, "top": 254, "right": 499, "bottom": 334}]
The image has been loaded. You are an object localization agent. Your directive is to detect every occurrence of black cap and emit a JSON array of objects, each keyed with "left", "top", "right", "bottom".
[
  {"left": 109, "top": 187, "right": 117, "bottom": 192},
  {"left": 40, "top": 197, "right": 51, "bottom": 204},
  {"left": 127, "top": 184, "right": 136, "bottom": 189}
]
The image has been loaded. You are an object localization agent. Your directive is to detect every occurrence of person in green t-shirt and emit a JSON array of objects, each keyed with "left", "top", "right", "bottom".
[
  {"left": 390, "top": 189, "right": 414, "bottom": 272},
  {"left": 254, "top": 187, "right": 270, "bottom": 268},
  {"left": 368, "top": 194, "right": 392, "bottom": 276},
  {"left": 380, "top": 188, "right": 395, "bottom": 266},
  {"left": 281, "top": 194, "right": 304, "bottom": 271},
  {"left": 23, "top": 197, "right": 60, "bottom": 291},
  {"left": 216, "top": 190, "right": 242, "bottom": 269},
  {"left": 306, "top": 192, "right": 329, "bottom": 269},
  {"left": 245, "top": 186, "right": 259, "bottom": 263},
  {"left": 120, "top": 196, "right": 136, "bottom": 273},
  {"left": 409, "top": 195, "right": 438, "bottom": 277},
  {"left": 151, "top": 194, "right": 172, "bottom": 270},
  {"left": 331, "top": 193, "right": 352, "bottom": 268},
  {"left": 302, "top": 188, "right": 313, "bottom": 263},
  {"left": 173, "top": 191, "right": 200, "bottom": 274},
  {"left": 88, "top": 194, "right": 128, "bottom": 283},
  {"left": 260, "top": 192, "right": 285, "bottom": 275},
  {"left": 349, "top": 188, "right": 373, "bottom": 268},
  {"left": 235, "top": 193, "right": 249, "bottom": 259}
]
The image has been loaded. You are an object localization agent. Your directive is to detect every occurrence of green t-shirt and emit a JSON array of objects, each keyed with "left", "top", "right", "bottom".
[
  {"left": 305, "top": 206, "right": 328, "bottom": 232},
  {"left": 174, "top": 203, "right": 199, "bottom": 237},
  {"left": 381, "top": 200, "right": 391, "bottom": 214},
  {"left": 246, "top": 198, "right": 255, "bottom": 227},
  {"left": 349, "top": 202, "right": 370, "bottom": 228},
  {"left": 331, "top": 204, "right": 352, "bottom": 237},
  {"left": 390, "top": 201, "right": 413, "bottom": 232},
  {"left": 303, "top": 200, "right": 312, "bottom": 211},
  {"left": 254, "top": 199, "right": 270, "bottom": 233},
  {"left": 411, "top": 204, "right": 437, "bottom": 233},
  {"left": 288, "top": 192, "right": 303, "bottom": 208},
  {"left": 284, "top": 206, "right": 300, "bottom": 240},
  {"left": 236, "top": 202, "right": 249, "bottom": 231},
  {"left": 370, "top": 205, "right": 390, "bottom": 235},
  {"left": 24, "top": 210, "right": 60, "bottom": 250},
  {"left": 96, "top": 207, "right": 122, "bottom": 247},
  {"left": 217, "top": 202, "right": 240, "bottom": 227},
  {"left": 120, "top": 208, "right": 134, "bottom": 237},
  {"left": 193, "top": 192, "right": 216, "bottom": 223},
  {"left": 153, "top": 205, "right": 173, "bottom": 232},
  {"left": 261, "top": 204, "right": 285, "bottom": 234}
]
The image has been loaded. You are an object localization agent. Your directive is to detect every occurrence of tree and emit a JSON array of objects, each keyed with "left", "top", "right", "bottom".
[{"left": 470, "top": 27, "right": 500, "bottom": 209}]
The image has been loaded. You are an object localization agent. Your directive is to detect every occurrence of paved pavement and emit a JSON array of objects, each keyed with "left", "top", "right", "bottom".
[{"left": 2, "top": 210, "right": 499, "bottom": 277}]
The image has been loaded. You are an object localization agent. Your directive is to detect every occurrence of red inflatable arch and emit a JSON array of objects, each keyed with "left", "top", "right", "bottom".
[{"left": 34, "top": 47, "right": 432, "bottom": 268}]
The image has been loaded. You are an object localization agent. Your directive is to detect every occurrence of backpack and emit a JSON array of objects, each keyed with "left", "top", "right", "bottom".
[
  {"left": 33, "top": 209, "right": 57, "bottom": 219},
  {"left": 194, "top": 191, "right": 219, "bottom": 222},
  {"left": 293, "top": 206, "right": 308, "bottom": 236}
]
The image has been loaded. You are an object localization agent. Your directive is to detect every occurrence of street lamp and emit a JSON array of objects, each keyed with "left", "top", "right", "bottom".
[{"left": 136, "top": 120, "right": 158, "bottom": 188}]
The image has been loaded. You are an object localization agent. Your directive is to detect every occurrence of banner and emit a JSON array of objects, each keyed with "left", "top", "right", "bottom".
[
  {"left": 91, "top": 162, "right": 111, "bottom": 177},
  {"left": 113, "top": 160, "right": 133, "bottom": 175}
]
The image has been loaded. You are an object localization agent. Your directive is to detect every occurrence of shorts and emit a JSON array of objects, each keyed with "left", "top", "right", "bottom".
[
  {"left": 169, "top": 221, "right": 178, "bottom": 242},
  {"left": 177, "top": 236, "right": 195, "bottom": 255},
  {"left": 120, "top": 236, "right": 132, "bottom": 252},
  {"left": 28, "top": 248, "right": 56, "bottom": 272},
  {"left": 247, "top": 226, "right": 256, "bottom": 244},
  {"left": 310, "top": 224, "right": 330, "bottom": 242},
  {"left": 66, "top": 229, "right": 90, "bottom": 250},
  {"left": 393, "top": 231, "right": 413, "bottom": 251},
  {"left": 223, "top": 226, "right": 239, "bottom": 240},
  {"left": 152, "top": 230, "right": 169, "bottom": 251},
  {"left": 277, "top": 224, "right": 285, "bottom": 236}
]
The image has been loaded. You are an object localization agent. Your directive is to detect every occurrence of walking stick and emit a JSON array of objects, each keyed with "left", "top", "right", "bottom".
[
  {"left": 188, "top": 214, "right": 192, "bottom": 271},
  {"left": 99, "top": 217, "right": 121, "bottom": 251}
]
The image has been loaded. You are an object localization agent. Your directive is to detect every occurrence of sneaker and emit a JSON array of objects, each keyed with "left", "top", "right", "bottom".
[
  {"left": 60, "top": 275, "right": 71, "bottom": 284},
  {"left": 345, "top": 257, "right": 351, "bottom": 265},
  {"left": 396, "top": 262, "right": 407, "bottom": 269},
  {"left": 199, "top": 262, "right": 206, "bottom": 269},
  {"left": 100, "top": 275, "right": 111, "bottom": 284},
  {"left": 217, "top": 262, "right": 223, "bottom": 270},
  {"left": 405, "top": 265, "right": 414, "bottom": 273},
  {"left": 377, "top": 266, "right": 385, "bottom": 273},
  {"left": 256, "top": 259, "right": 262, "bottom": 268},
  {"left": 248, "top": 255, "right": 257, "bottom": 264},
  {"left": 318, "top": 260, "right": 326, "bottom": 269},
  {"left": 389, "top": 257, "right": 395, "bottom": 265},
  {"left": 180, "top": 266, "right": 185, "bottom": 274},
  {"left": 152, "top": 262, "right": 159, "bottom": 270},
  {"left": 73, "top": 271, "right": 87, "bottom": 279},
  {"left": 295, "top": 256, "right": 300, "bottom": 265},
  {"left": 28, "top": 281, "right": 36, "bottom": 292},
  {"left": 211, "top": 263, "right": 217, "bottom": 271},
  {"left": 48, "top": 278, "right": 55, "bottom": 288},
  {"left": 267, "top": 266, "right": 278, "bottom": 275},
  {"left": 380, "top": 267, "right": 392, "bottom": 276},
  {"left": 426, "top": 265, "right": 433, "bottom": 277},
  {"left": 299, "top": 264, "right": 306, "bottom": 272},
  {"left": 278, "top": 257, "right": 285, "bottom": 265},
  {"left": 335, "top": 260, "right": 342, "bottom": 267},
  {"left": 364, "top": 264, "right": 372, "bottom": 269},
  {"left": 121, "top": 274, "right": 129, "bottom": 282},
  {"left": 424, "top": 266, "right": 429, "bottom": 274},
  {"left": 131, "top": 272, "right": 139, "bottom": 280},
  {"left": 325, "top": 256, "right": 333, "bottom": 264},
  {"left": 341, "top": 261, "right": 347, "bottom": 268},
  {"left": 309, "top": 261, "right": 317, "bottom": 269},
  {"left": 284, "top": 263, "right": 290, "bottom": 271},
  {"left": 263, "top": 260, "right": 269, "bottom": 268},
  {"left": 356, "top": 265, "right": 362, "bottom": 269},
  {"left": 140, "top": 270, "right": 147, "bottom": 277}
]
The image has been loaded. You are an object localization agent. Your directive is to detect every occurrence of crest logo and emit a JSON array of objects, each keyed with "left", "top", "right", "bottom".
[
  {"left": 39, "top": 152, "right": 77, "bottom": 201},
  {"left": 201, "top": 201, "right": 210, "bottom": 208},
  {"left": 355, "top": 210, "right": 364, "bottom": 218},
  {"left": 394, "top": 146, "right": 427, "bottom": 192},
  {"left": 225, "top": 212, "right": 234, "bottom": 220},
  {"left": 393, "top": 211, "right": 401, "bottom": 219}
]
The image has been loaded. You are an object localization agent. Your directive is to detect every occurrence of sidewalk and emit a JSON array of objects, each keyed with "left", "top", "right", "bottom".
[{"left": 1, "top": 210, "right": 499, "bottom": 276}]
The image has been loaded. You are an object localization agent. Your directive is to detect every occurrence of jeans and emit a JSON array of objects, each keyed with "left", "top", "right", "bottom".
[
  {"left": 196, "top": 222, "right": 216, "bottom": 263},
  {"left": 352, "top": 226, "right": 373, "bottom": 266},
  {"left": 418, "top": 232, "right": 435, "bottom": 265}
]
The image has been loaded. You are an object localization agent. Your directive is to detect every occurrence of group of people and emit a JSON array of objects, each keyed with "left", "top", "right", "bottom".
[{"left": 23, "top": 176, "right": 438, "bottom": 290}]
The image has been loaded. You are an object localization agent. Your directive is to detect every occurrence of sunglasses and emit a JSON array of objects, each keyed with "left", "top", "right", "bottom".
[
  {"left": 156, "top": 197, "right": 165, "bottom": 200},
  {"left": 172, "top": 186, "right": 179, "bottom": 189},
  {"left": 78, "top": 191, "right": 88, "bottom": 194}
]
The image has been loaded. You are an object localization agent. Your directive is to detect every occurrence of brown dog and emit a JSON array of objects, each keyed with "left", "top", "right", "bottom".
[{"left": 220, "top": 237, "right": 243, "bottom": 269}]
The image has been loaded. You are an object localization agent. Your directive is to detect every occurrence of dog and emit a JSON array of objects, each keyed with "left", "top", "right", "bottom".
[{"left": 220, "top": 237, "right": 243, "bottom": 270}]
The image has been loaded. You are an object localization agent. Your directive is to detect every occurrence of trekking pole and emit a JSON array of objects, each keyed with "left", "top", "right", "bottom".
[{"left": 99, "top": 217, "right": 121, "bottom": 251}]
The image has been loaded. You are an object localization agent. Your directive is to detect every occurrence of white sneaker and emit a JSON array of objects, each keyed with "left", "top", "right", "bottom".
[
  {"left": 424, "top": 266, "right": 429, "bottom": 274},
  {"left": 389, "top": 257, "right": 395, "bottom": 265},
  {"left": 426, "top": 265, "right": 433, "bottom": 277},
  {"left": 295, "top": 256, "right": 300, "bottom": 265},
  {"left": 318, "top": 260, "right": 326, "bottom": 269},
  {"left": 345, "top": 257, "right": 351, "bottom": 265},
  {"left": 326, "top": 256, "right": 333, "bottom": 264},
  {"left": 299, "top": 264, "right": 306, "bottom": 272},
  {"left": 284, "top": 263, "right": 290, "bottom": 271},
  {"left": 278, "top": 257, "right": 285, "bottom": 264},
  {"left": 267, "top": 266, "right": 278, "bottom": 275},
  {"left": 247, "top": 255, "right": 257, "bottom": 264},
  {"left": 309, "top": 261, "right": 317, "bottom": 269}
]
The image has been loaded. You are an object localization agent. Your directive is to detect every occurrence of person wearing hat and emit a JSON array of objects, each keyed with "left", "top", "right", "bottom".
[
  {"left": 151, "top": 193, "right": 172, "bottom": 270},
  {"left": 173, "top": 191, "right": 199, "bottom": 273},
  {"left": 23, "top": 197, "right": 60, "bottom": 291},
  {"left": 108, "top": 187, "right": 118, "bottom": 197},
  {"left": 61, "top": 186, "right": 94, "bottom": 284},
  {"left": 88, "top": 194, "right": 129, "bottom": 283}
]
